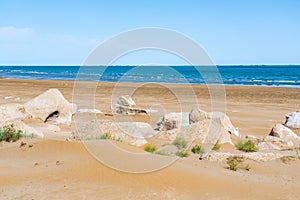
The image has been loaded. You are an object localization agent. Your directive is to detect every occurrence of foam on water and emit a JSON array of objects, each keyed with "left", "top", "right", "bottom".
[{"left": 0, "top": 65, "right": 299, "bottom": 88}]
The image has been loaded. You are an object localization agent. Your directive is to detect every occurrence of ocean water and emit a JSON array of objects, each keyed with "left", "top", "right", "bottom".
[{"left": 0, "top": 65, "right": 299, "bottom": 88}]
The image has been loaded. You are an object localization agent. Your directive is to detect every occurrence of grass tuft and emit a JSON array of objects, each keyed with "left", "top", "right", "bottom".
[
  {"left": 227, "top": 156, "right": 251, "bottom": 171},
  {"left": 191, "top": 144, "right": 205, "bottom": 154},
  {"left": 244, "top": 164, "right": 251, "bottom": 171},
  {"left": 295, "top": 147, "right": 300, "bottom": 159},
  {"left": 155, "top": 150, "right": 168, "bottom": 156},
  {"left": 99, "top": 133, "right": 111, "bottom": 140},
  {"left": 236, "top": 140, "right": 258, "bottom": 152},
  {"left": 144, "top": 144, "right": 157, "bottom": 153},
  {"left": 176, "top": 150, "right": 190, "bottom": 158},
  {"left": 173, "top": 137, "right": 187, "bottom": 149},
  {"left": 0, "top": 125, "right": 25, "bottom": 142},
  {"left": 227, "top": 158, "right": 238, "bottom": 171},
  {"left": 212, "top": 140, "right": 221, "bottom": 151},
  {"left": 280, "top": 155, "right": 296, "bottom": 164}
]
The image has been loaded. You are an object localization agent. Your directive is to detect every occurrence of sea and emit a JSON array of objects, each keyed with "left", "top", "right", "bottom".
[{"left": 0, "top": 65, "right": 299, "bottom": 88}]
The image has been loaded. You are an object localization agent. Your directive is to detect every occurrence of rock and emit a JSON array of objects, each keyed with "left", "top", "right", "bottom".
[
  {"left": 2, "top": 121, "right": 43, "bottom": 138},
  {"left": 114, "top": 105, "right": 147, "bottom": 115},
  {"left": 156, "top": 112, "right": 190, "bottom": 131},
  {"left": 205, "top": 152, "right": 293, "bottom": 162},
  {"left": 114, "top": 122, "right": 154, "bottom": 139},
  {"left": 261, "top": 136, "right": 294, "bottom": 150},
  {"left": 113, "top": 95, "right": 147, "bottom": 115},
  {"left": 257, "top": 141, "right": 280, "bottom": 151},
  {"left": 117, "top": 95, "right": 136, "bottom": 107},
  {"left": 158, "top": 129, "right": 180, "bottom": 141},
  {"left": 46, "top": 124, "right": 61, "bottom": 132},
  {"left": 77, "top": 120, "right": 152, "bottom": 147},
  {"left": 77, "top": 109, "right": 103, "bottom": 114},
  {"left": 189, "top": 109, "right": 239, "bottom": 137},
  {"left": 269, "top": 124, "right": 300, "bottom": 140},
  {"left": 189, "top": 108, "right": 209, "bottom": 124},
  {"left": 24, "top": 89, "right": 74, "bottom": 125},
  {"left": 284, "top": 111, "right": 300, "bottom": 129},
  {"left": 156, "top": 113, "right": 236, "bottom": 149},
  {"left": 245, "top": 134, "right": 295, "bottom": 151},
  {"left": 106, "top": 122, "right": 151, "bottom": 146},
  {"left": 193, "top": 119, "right": 234, "bottom": 145},
  {"left": 0, "top": 103, "right": 28, "bottom": 124}
]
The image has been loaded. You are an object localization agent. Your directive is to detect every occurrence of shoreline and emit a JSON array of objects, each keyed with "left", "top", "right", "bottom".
[{"left": 1, "top": 77, "right": 300, "bottom": 90}]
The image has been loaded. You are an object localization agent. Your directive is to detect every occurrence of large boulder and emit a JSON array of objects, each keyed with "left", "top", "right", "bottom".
[
  {"left": 189, "top": 108, "right": 239, "bottom": 137},
  {"left": 269, "top": 124, "right": 300, "bottom": 140},
  {"left": 284, "top": 111, "right": 300, "bottom": 129},
  {"left": 192, "top": 118, "right": 234, "bottom": 145},
  {"left": 24, "top": 89, "right": 75, "bottom": 125},
  {"left": 156, "top": 110, "right": 238, "bottom": 147},
  {"left": 156, "top": 112, "right": 190, "bottom": 131},
  {"left": 0, "top": 103, "right": 28, "bottom": 124}
]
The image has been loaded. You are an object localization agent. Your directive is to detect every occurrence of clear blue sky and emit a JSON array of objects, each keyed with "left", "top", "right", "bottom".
[{"left": 0, "top": 0, "right": 299, "bottom": 65}]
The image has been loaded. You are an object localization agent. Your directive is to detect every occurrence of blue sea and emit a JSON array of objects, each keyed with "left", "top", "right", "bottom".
[{"left": 0, "top": 65, "right": 299, "bottom": 88}]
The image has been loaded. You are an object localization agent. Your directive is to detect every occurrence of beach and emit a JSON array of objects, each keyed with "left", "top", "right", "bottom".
[{"left": 0, "top": 78, "right": 300, "bottom": 199}]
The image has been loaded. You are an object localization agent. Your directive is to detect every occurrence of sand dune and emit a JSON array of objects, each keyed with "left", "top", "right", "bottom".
[{"left": 1, "top": 140, "right": 300, "bottom": 199}]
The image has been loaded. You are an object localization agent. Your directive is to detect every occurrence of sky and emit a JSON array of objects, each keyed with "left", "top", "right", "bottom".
[{"left": 0, "top": 0, "right": 300, "bottom": 65}]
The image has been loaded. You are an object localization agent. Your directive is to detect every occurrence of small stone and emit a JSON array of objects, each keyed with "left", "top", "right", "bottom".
[{"left": 19, "top": 141, "right": 26, "bottom": 148}]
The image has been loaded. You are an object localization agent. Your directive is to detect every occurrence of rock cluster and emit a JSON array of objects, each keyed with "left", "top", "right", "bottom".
[{"left": 0, "top": 89, "right": 76, "bottom": 138}]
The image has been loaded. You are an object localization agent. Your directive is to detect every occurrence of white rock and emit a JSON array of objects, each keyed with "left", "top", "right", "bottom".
[
  {"left": 157, "top": 112, "right": 190, "bottom": 131},
  {"left": 117, "top": 95, "right": 136, "bottom": 107},
  {"left": 0, "top": 103, "right": 28, "bottom": 124},
  {"left": 269, "top": 124, "right": 300, "bottom": 140},
  {"left": 189, "top": 108, "right": 239, "bottom": 137},
  {"left": 189, "top": 108, "right": 209, "bottom": 124},
  {"left": 284, "top": 111, "right": 300, "bottom": 129},
  {"left": 24, "top": 89, "right": 74, "bottom": 125}
]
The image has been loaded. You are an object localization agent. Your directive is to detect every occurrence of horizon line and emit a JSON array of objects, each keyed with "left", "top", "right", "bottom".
[{"left": 1, "top": 64, "right": 300, "bottom": 67}]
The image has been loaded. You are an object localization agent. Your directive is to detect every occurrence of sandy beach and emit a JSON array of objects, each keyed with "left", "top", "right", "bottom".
[{"left": 1, "top": 78, "right": 300, "bottom": 199}]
